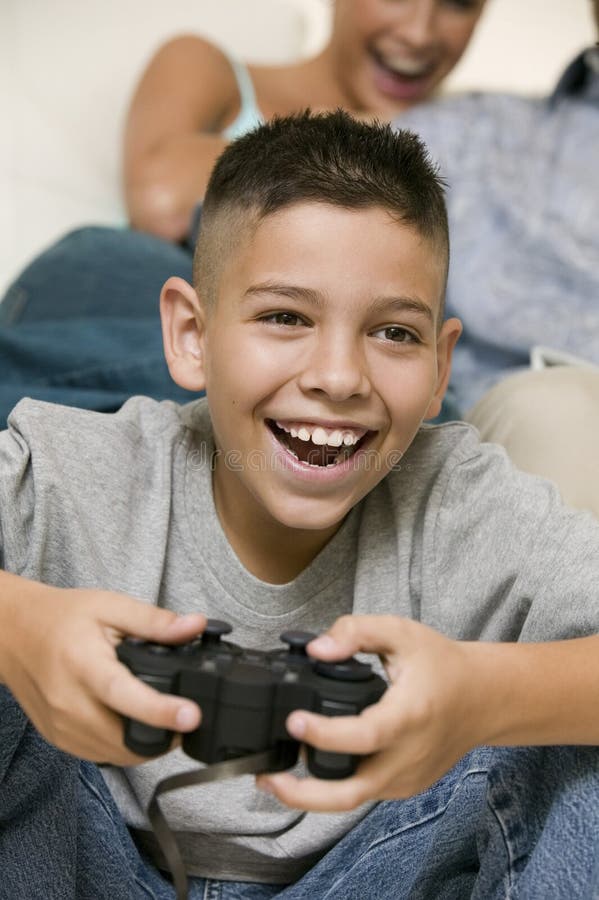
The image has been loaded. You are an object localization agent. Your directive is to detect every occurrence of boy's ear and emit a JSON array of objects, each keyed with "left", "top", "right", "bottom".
[
  {"left": 160, "top": 276, "right": 207, "bottom": 392},
  {"left": 424, "top": 317, "right": 462, "bottom": 421}
]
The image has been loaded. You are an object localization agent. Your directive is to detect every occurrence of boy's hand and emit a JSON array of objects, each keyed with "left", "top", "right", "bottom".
[
  {"left": 256, "top": 615, "right": 488, "bottom": 811},
  {"left": 0, "top": 578, "right": 205, "bottom": 765}
]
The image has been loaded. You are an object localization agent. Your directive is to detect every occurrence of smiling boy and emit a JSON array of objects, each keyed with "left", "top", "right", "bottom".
[
  {"left": 0, "top": 112, "right": 599, "bottom": 899},
  {"left": 162, "top": 195, "right": 458, "bottom": 583}
]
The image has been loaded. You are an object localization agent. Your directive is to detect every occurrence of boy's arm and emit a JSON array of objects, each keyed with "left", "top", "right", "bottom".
[
  {"left": 0, "top": 569, "right": 204, "bottom": 764},
  {"left": 256, "top": 615, "right": 599, "bottom": 811}
]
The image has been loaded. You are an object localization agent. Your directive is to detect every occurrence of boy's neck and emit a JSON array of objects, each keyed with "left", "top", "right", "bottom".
[{"left": 212, "top": 477, "right": 340, "bottom": 585}]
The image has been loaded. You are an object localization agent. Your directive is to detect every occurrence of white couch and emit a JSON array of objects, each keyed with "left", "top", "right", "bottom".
[
  {"left": 0, "top": 0, "right": 329, "bottom": 298},
  {"left": 1, "top": 0, "right": 594, "bottom": 299}
]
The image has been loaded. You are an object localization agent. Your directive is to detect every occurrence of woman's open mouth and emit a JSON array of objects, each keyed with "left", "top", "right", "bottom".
[
  {"left": 369, "top": 48, "right": 436, "bottom": 102},
  {"left": 267, "top": 419, "right": 372, "bottom": 468}
]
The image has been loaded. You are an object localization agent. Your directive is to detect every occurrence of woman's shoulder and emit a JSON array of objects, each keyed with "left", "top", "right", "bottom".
[{"left": 144, "top": 34, "right": 241, "bottom": 116}]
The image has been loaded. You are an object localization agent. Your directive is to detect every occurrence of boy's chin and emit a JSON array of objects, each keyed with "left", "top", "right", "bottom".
[{"left": 268, "top": 498, "right": 353, "bottom": 535}]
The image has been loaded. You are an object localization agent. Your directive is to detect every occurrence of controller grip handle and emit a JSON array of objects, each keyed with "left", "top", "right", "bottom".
[
  {"left": 123, "top": 673, "right": 176, "bottom": 756},
  {"left": 306, "top": 745, "right": 357, "bottom": 780}
]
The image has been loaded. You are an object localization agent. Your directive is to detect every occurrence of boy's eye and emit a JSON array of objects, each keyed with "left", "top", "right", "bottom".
[
  {"left": 261, "top": 312, "right": 306, "bottom": 327},
  {"left": 371, "top": 325, "right": 419, "bottom": 344}
]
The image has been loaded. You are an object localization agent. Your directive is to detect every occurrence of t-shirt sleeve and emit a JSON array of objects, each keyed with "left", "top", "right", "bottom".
[
  {"left": 0, "top": 407, "right": 35, "bottom": 573},
  {"left": 431, "top": 441, "right": 599, "bottom": 642}
]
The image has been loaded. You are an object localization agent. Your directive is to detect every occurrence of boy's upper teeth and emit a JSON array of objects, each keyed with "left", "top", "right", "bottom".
[{"left": 275, "top": 421, "right": 366, "bottom": 448}]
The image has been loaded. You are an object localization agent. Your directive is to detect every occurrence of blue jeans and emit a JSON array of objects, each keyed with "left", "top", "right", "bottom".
[
  {"left": 2, "top": 686, "right": 598, "bottom": 899},
  {"left": 0, "top": 226, "right": 196, "bottom": 425},
  {"left": 0, "top": 225, "right": 462, "bottom": 428}
]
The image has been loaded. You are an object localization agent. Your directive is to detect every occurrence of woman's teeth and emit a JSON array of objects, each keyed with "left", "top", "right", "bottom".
[{"left": 379, "top": 54, "right": 432, "bottom": 79}]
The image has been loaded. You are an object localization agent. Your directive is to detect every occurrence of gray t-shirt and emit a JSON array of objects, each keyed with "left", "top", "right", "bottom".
[{"left": 1, "top": 396, "right": 599, "bottom": 882}]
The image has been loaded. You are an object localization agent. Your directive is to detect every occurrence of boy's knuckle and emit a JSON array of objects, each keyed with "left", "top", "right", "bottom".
[
  {"left": 343, "top": 782, "right": 367, "bottom": 810},
  {"left": 102, "top": 669, "right": 123, "bottom": 709},
  {"left": 360, "top": 720, "right": 382, "bottom": 753}
]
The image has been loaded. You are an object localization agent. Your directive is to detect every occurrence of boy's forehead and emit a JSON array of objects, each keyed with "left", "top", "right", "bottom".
[
  {"left": 219, "top": 202, "right": 446, "bottom": 317},
  {"left": 237, "top": 201, "right": 441, "bottom": 263}
]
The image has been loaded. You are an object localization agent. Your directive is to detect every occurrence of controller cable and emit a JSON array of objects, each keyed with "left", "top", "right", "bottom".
[{"left": 144, "top": 749, "right": 281, "bottom": 900}]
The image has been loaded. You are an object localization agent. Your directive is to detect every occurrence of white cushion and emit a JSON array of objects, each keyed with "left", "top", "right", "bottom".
[{"left": 0, "top": 0, "right": 327, "bottom": 296}]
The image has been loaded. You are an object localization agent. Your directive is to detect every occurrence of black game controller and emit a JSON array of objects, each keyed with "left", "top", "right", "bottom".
[{"left": 117, "top": 619, "right": 387, "bottom": 779}]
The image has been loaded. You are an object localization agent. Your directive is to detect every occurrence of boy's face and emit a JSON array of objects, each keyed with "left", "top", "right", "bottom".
[{"left": 163, "top": 203, "right": 460, "bottom": 545}]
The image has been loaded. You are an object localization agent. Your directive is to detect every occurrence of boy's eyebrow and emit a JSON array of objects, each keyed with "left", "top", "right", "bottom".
[
  {"left": 243, "top": 283, "right": 322, "bottom": 307},
  {"left": 243, "top": 283, "right": 434, "bottom": 323}
]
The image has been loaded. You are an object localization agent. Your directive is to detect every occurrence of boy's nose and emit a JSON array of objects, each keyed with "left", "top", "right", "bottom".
[{"left": 297, "top": 336, "right": 370, "bottom": 402}]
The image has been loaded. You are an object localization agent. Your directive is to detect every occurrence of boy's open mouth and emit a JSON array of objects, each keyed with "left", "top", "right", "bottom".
[{"left": 267, "top": 419, "right": 371, "bottom": 468}]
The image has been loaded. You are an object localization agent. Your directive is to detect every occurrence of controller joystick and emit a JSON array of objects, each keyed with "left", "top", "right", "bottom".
[
  {"left": 201, "top": 620, "right": 232, "bottom": 644},
  {"left": 280, "top": 630, "right": 317, "bottom": 655},
  {"left": 117, "top": 619, "right": 387, "bottom": 779}
]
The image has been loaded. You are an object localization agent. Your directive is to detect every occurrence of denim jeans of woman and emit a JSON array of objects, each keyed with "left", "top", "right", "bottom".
[{"left": 1, "top": 686, "right": 598, "bottom": 900}]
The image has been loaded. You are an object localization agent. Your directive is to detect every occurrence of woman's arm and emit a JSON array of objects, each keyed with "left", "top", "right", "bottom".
[{"left": 123, "top": 35, "right": 240, "bottom": 241}]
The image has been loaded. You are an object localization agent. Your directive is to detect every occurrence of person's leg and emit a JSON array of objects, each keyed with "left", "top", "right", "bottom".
[
  {"left": 0, "top": 685, "right": 285, "bottom": 900},
  {"left": 476, "top": 746, "right": 599, "bottom": 900},
  {"left": 0, "top": 226, "right": 193, "bottom": 325},
  {"left": 277, "top": 745, "right": 599, "bottom": 900},
  {"left": 0, "top": 684, "right": 81, "bottom": 899},
  {"left": 278, "top": 748, "right": 493, "bottom": 900},
  {"left": 467, "top": 367, "right": 599, "bottom": 517},
  {"left": 0, "top": 317, "right": 195, "bottom": 427},
  {"left": 0, "top": 226, "right": 198, "bottom": 425}
]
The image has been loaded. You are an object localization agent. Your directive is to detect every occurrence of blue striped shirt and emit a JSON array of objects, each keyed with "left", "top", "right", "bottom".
[{"left": 397, "top": 50, "right": 599, "bottom": 414}]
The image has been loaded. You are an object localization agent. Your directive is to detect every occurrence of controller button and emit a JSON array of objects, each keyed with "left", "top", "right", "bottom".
[
  {"left": 177, "top": 640, "right": 201, "bottom": 655},
  {"left": 321, "top": 698, "right": 359, "bottom": 716},
  {"left": 141, "top": 673, "right": 173, "bottom": 691},
  {"left": 315, "top": 659, "right": 372, "bottom": 681},
  {"left": 280, "top": 631, "right": 317, "bottom": 655},
  {"left": 202, "top": 620, "right": 233, "bottom": 644},
  {"left": 123, "top": 637, "right": 145, "bottom": 646},
  {"left": 147, "top": 643, "right": 171, "bottom": 655}
]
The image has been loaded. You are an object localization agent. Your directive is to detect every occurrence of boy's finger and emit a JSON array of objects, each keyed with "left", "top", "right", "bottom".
[
  {"left": 98, "top": 593, "right": 206, "bottom": 643},
  {"left": 307, "top": 614, "right": 407, "bottom": 660},
  {"left": 94, "top": 663, "right": 201, "bottom": 733},
  {"left": 286, "top": 701, "right": 392, "bottom": 756},
  {"left": 256, "top": 771, "right": 372, "bottom": 812}
]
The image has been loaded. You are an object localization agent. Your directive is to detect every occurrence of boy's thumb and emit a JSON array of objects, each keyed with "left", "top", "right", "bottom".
[{"left": 103, "top": 593, "right": 206, "bottom": 643}]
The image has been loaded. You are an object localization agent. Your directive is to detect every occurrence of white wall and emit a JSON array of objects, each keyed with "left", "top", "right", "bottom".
[{"left": 444, "top": 0, "right": 596, "bottom": 95}]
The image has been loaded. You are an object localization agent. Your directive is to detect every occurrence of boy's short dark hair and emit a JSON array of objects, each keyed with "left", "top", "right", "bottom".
[{"left": 194, "top": 110, "right": 449, "bottom": 309}]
